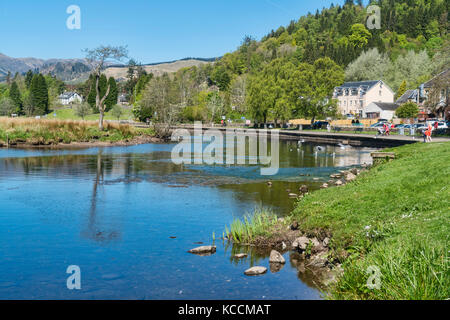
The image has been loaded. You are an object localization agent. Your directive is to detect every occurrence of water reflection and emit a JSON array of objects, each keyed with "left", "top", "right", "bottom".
[
  {"left": 224, "top": 242, "right": 326, "bottom": 291},
  {"left": 0, "top": 141, "right": 375, "bottom": 299}
]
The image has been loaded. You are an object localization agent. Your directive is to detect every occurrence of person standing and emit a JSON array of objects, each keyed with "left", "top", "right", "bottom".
[{"left": 426, "top": 123, "right": 433, "bottom": 143}]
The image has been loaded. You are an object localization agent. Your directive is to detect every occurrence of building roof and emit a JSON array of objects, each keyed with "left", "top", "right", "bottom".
[
  {"left": 334, "top": 80, "right": 394, "bottom": 96},
  {"left": 336, "top": 80, "right": 380, "bottom": 90},
  {"left": 369, "top": 102, "right": 399, "bottom": 111},
  {"left": 396, "top": 89, "right": 418, "bottom": 104},
  {"left": 58, "top": 92, "right": 80, "bottom": 99},
  {"left": 423, "top": 69, "right": 450, "bottom": 88}
]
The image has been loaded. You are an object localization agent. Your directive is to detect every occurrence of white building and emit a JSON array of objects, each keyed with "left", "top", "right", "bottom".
[
  {"left": 58, "top": 92, "right": 83, "bottom": 105},
  {"left": 363, "top": 102, "right": 399, "bottom": 120},
  {"left": 333, "top": 80, "right": 395, "bottom": 117}
]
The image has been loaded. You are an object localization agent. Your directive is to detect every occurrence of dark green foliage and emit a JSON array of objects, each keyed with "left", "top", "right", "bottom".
[
  {"left": 88, "top": 74, "right": 107, "bottom": 113},
  {"left": 9, "top": 82, "right": 23, "bottom": 114},
  {"left": 395, "top": 102, "right": 419, "bottom": 119},
  {"left": 30, "top": 74, "right": 49, "bottom": 115},
  {"left": 25, "top": 70, "right": 33, "bottom": 89},
  {"left": 105, "top": 77, "right": 118, "bottom": 112}
]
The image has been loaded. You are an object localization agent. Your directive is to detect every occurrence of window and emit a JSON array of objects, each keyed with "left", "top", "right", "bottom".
[{"left": 379, "top": 90, "right": 382, "bottom": 96}]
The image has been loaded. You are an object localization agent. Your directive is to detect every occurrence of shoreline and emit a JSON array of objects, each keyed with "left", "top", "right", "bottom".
[
  {"left": 224, "top": 142, "right": 449, "bottom": 300},
  {"left": 0, "top": 135, "right": 166, "bottom": 150}
]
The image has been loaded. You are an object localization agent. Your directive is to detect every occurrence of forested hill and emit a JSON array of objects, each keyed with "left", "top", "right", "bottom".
[
  {"left": 211, "top": 0, "right": 448, "bottom": 85},
  {"left": 129, "top": 0, "right": 448, "bottom": 124}
]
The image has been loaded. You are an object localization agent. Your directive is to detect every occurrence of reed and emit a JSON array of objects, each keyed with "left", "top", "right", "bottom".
[
  {"left": 225, "top": 208, "right": 279, "bottom": 244},
  {"left": 0, "top": 117, "right": 144, "bottom": 145}
]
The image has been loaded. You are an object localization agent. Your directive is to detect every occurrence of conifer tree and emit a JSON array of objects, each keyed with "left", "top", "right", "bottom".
[
  {"left": 9, "top": 81, "right": 23, "bottom": 114},
  {"left": 105, "top": 77, "right": 118, "bottom": 111},
  {"left": 30, "top": 74, "right": 49, "bottom": 115}
]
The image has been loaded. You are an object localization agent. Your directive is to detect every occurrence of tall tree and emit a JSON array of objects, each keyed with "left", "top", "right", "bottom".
[
  {"left": 30, "top": 74, "right": 49, "bottom": 115},
  {"left": 25, "top": 70, "right": 33, "bottom": 88},
  {"left": 84, "top": 45, "right": 128, "bottom": 130},
  {"left": 9, "top": 81, "right": 23, "bottom": 114}
]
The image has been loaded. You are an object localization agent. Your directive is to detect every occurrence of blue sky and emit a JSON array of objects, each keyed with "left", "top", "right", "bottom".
[{"left": 0, "top": 0, "right": 345, "bottom": 63}]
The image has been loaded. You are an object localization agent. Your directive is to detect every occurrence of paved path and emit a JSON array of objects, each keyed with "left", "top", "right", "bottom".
[{"left": 132, "top": 123, "right": 450, "bottom": 146}]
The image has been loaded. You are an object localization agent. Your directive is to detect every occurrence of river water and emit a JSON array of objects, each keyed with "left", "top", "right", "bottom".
[{"left": 0, "top": 140, "right": 375, "bottom": 299}]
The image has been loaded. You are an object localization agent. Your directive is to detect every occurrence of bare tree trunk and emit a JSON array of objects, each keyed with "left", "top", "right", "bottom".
[
  {"left": 99, "top": 112, "right": 104, "bottom": 130},
  {"left": 95, "top": 72, "right": 110, "bottom": 131}
]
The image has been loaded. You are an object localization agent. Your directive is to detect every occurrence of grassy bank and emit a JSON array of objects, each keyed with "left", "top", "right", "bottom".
[
  {"left": 291, "top": 142, "right": 449, "bottom": 300},
  {"left": 225, "top": 142, "right": 449, "bottom": 299},
  {"left": 48, "top": 108, "right": 134, "bottom": 121},
  {"left": 0, "top": 117, "right": 155, "bottom": 146}
]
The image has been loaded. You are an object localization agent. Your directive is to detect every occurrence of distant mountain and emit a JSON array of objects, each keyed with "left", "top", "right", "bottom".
[
  {"left": 0, "top": 53, "right": 216, "bottom": 83},
  {"left": 0, "top": 53, "right": 92, "bottom": 82}
]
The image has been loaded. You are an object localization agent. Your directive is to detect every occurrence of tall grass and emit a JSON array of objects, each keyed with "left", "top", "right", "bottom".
[
  {"left": 225, "top": 208, "right": 279, "bottom": 244},
  {"left": 0, "top": 117, "right": 149, "bottom": 145}
]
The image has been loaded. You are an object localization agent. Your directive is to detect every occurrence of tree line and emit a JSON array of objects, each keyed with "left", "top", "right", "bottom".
[{"left": 0, "top": 70, "right": 65, "bottom": 117}]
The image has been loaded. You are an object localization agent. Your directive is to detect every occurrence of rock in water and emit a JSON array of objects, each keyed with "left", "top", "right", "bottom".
[
  {"left": 234, "top": 253, "right": 248, "bottom": 259},
  {"left": 188, "top": 246, "right": 217, "bottom": 255},
  {"left": 307, "top": 252, "right": 329, "bottom": 268},
  {"left": 320, "top": 183, "right": 329, "bottom": 189},
  {"left": 244, "top": 266, "right": 267, "bottom": 276},
  {"left": 299, "top": 185, "right": 309, "bottom": 194},
  {"left": 335, "top": 180, "right": 344, "bottom": 186},
  {"left": 269, "top": 250, "right": 286, "bottom": 264}
]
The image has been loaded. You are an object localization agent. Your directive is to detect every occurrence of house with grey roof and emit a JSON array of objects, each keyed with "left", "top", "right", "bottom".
[
  {"left": 363, "top": 102, "right": 399, "bottom": 120},
  {"left": 333, "top": 80, "right": 395, "bottom": 117},
  {"left": 58, "top": 92, "right": 82, "bottom": 105},
  {"left": 396, "top": 89, "right": 419, "bottom": 105},
  {"left": 419, "top": 69, "right": 449, "bottom": 120}
]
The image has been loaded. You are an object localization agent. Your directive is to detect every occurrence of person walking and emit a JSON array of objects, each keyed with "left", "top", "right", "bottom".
[{"left": 425, "top": 123, "right": 433, "bottom": 143}]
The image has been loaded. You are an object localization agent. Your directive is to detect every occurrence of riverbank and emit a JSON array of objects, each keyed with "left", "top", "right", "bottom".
[
  {"left": 227, "top": 142, "right": 449, "bottom": 300},
  {"left": 0, "top": 118, "right": 162, "bottom": 148}
]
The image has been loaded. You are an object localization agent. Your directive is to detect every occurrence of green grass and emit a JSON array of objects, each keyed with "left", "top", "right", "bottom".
[
  {"left": 225, "top": 208, "right": 279, "bottom": 244},
  {"left": 291, "top": 142, "right": 449, "bottom": 300},
  {"left": 48, "top": 107, "right": 134, "bottom": 121}
]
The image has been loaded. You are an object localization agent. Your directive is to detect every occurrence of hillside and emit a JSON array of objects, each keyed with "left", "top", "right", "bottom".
[{"left": 103, "top": 59, "right": 211, "bottom": 81}]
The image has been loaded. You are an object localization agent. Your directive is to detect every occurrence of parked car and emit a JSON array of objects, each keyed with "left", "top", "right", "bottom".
[
  {"left": 370, "top": 122, "right": 387, "bottom": 128},
  {"left": 346, "top": 114, "right": 355, "bottom": 120},
  {"left": 436, "top": 122, "right": 448, "bottom": 129},
  {"left": 415, "top": 123, "right": 427, "bottom": 130},
  {"left": 312, "top": 121, "right": 330, "bottom": 129}
]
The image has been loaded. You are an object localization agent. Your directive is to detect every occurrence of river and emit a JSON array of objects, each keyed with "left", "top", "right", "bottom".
[{"left": 0, "top": 139, "right": 375, "bottom": 299}]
